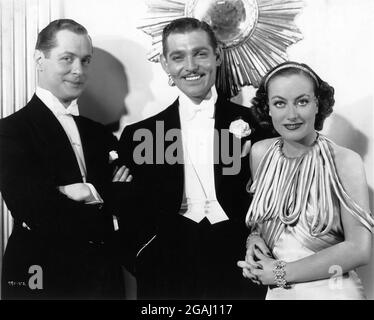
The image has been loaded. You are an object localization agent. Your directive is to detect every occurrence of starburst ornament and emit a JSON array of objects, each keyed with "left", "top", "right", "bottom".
[{"left": 138, "top": 0, "right": 304, "bottom": 97}]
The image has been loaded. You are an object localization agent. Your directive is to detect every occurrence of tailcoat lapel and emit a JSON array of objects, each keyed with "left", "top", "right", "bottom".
[
  {"left": 27, "top": 95, "right": 82, "bottom": 184},
  {"left": 161, "top": 100, "right": 184, "bottom": 209}
]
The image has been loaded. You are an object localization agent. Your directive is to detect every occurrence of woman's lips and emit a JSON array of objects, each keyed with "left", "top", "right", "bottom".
[{"left": 284, "top": 123, "right": 303, "bottom": 130}]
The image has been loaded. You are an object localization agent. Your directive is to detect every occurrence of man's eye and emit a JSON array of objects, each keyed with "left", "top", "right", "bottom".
[
  {"left": 171, "top": 56, "right": 183, "bottom": 62},
  {"left": 62, "top": 56, "right": 73, "bottom": 63},
  {"left": 82, "top": 58, "right": 91, "bottom": 66}
]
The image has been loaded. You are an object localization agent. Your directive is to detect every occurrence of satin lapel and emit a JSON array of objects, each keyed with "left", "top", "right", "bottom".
[
  {"left": 27, "top": 95, "right": 82, "bottom": 183},
  {"left": 213, "top": 97, "right": 226, "bottom": 192},
  {"left": 213, "top": 98, "right": 246, "bottom": 193},
  {"left": 163, "top": 100, "right": 184, "bottom": 194},
  {"left": 73, "top": 116, "right": 101, "bottom": 183},
  {"left": 73, "top": 117, "right": 91, "bottom": 179},
  {"left": 162, "top": 99, "right": 181, "bottom": 132}
]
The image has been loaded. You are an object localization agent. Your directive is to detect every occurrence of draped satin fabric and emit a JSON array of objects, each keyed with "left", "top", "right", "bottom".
[
  {"left": 245, "top": 134, "right": 374, "bottom": 299},
  {"left": 246, "top": 134, "right": 374, "bottom": 251}
]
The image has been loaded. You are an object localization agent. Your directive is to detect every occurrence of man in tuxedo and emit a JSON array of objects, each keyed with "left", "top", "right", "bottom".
[
  {"left": 0, "top": 19, "right": 130, "bottom": 299},
  {"left": 118, "top": 18, "right": 272, "bottom": 299}
]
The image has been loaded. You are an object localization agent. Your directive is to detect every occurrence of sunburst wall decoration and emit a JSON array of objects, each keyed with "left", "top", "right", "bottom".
[{"left": 138, "top": 0, "right": 304, "bottom": 97}]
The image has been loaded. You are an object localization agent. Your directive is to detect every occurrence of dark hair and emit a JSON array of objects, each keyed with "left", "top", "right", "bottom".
[
  {"left": 252, "top": 61, "right": 335, "bottom": 132},
  {"left": 162, "top": 17, "right": 218, "bottom": 56},
  {"left": 35, "top": 19, "right": 89, "bottom": 57}
]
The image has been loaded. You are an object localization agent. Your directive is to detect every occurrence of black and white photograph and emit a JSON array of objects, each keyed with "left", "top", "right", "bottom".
[{"left": 0, "top": 0, "right": 373, "bottom": 309}]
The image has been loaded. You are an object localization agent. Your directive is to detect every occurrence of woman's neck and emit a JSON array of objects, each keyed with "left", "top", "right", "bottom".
[{"left": 282, "top": 131, "right": 318, "bottom": 158}]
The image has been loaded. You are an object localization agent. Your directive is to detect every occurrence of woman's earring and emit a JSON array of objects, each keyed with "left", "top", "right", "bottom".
[{"left": 168, "top": 74, "right": 175, "bottom": 87}]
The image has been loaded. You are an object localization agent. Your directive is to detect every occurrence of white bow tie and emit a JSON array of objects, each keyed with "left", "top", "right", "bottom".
[
  {"left": 56, "top": 102, "right": 79, "bottom": 117},
  {"left": 188, "top": 106, "right": 214, "bottom": 120}
]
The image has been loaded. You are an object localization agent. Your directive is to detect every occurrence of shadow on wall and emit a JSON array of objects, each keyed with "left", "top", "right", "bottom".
[
  {"left": 116, "top": 38, "right": 155, "bottom": 125},
  {"left": 78, "top": 47, "right": 129, "bottom": 132},
  {"left": 325, "top": 108, "right": 374, "bottom": 299},
  {"left": 325, "top": 113, "right": 369, "bottom": 156}
]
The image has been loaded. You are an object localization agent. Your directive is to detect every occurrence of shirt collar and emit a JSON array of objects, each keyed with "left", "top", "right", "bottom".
[
  {"left": 178, "top": 86, "right": 217, "bottom": 122},
  {"left": 36, "top": 86, "right": 79, "bottom": 117}
]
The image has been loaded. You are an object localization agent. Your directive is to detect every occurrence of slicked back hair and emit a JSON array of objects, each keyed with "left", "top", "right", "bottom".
[
  {"left": 162, "top": 17, "right": 218, "bottom": 56},
  {"left": 35, "top": 19, "right": 90, "bottom": 57}
]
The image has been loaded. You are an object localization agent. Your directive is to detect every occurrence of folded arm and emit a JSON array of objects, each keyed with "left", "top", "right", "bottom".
[{"left": 0, "top": 127, "right": 112, "bottom": 241}]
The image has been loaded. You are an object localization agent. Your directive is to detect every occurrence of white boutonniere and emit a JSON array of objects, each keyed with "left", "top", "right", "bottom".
[
  {"left": 109, "top": 150, "right": 119, "bottom": 163},
  {"left": 229, "top": 119, "right": 252, "bottom": 139}
]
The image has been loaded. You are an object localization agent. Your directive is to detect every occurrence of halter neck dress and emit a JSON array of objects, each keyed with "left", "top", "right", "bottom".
[{"left": 246, "top": 134, "right": 374, "bottom": 299}]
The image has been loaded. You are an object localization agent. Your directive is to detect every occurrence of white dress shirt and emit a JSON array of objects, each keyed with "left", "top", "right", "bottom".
[
  {"left": 178, "top": 86, "right": 229, "bottom": 224},
  {"left": 35, "top": 86, "right": 103, "bottom": 204}
]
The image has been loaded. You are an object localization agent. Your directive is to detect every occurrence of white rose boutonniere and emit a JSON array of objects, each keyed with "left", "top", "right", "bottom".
[
  {"left": 109, "top": 150, "right": 119, "bottom": 163},
  {"left": 229, "top": 119, "right": 252, "bottom": 139}
]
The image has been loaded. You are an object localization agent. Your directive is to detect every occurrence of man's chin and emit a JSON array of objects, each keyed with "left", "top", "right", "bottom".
[
  {"left": 179, "top": 87, "right": 210, "bottom": 101},
  {"left": 64, "top": 88, "right": 84, "bottom": 99},
  {"left": 59, "top": 92, "right": 81, "bottom": 105}
]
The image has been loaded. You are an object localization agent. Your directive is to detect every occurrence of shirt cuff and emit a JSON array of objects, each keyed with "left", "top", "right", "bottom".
[
  {"left": 84, "top": 183, "right": 104, "bottom": 205},
  {"left": 112, "top": 215, "right": 119, "bottom": 231}
]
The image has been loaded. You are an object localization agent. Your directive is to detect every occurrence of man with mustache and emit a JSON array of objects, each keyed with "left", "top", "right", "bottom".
[
  {"left": 118, "top": 17, "right": 272, "bottom": 299},
  {"left": 0, "top": 19, "right": 130, "bottom": 299}
]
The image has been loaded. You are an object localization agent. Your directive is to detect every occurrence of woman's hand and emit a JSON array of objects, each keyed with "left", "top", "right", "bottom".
[
  {"left": 245, "top": 235, "right": 272, "bottom": 268},
  {"left": 238, "top": 248, "right": 277, "bottom": 286},
  {"left": 250, "top": 249, "right": 277, "bottom": 286},
  {"left": 237, "top": 260, "right": 261, "bottom": 285},
  {"left": 238, "top": 234, "right": 273, "bottom": 285}
]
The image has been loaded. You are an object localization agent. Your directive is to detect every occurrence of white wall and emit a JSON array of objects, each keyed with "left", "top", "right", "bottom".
[{"left": 61, "top": 0, "right": 374, "bottom": 298}]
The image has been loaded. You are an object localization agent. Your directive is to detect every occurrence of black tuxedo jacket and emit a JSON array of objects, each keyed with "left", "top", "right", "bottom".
[
  {"left": 0, "top": 95, "right": 123, "bottom": 299},
  {"left": 118, "top": 96, "right": 273, "bottom": 266}
]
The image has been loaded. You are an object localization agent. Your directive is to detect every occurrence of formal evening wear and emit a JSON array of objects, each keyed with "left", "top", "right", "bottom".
[
  {"left": 118, "top": 89, "right": 274, "bottom": 299},
  {"left": 246, "top": 134, "right": 374, "bottom": 300},
  {"left": 0, "top": 93, "right": 124, "bottom": 299}
]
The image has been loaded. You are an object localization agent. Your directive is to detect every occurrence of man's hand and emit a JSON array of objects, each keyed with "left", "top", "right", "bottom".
[
  {"left": 112, "top": 165, "right": 133, "bottom": 182},
  {"left": 58, "top": 183, "right": 92, "bottom": 202}
]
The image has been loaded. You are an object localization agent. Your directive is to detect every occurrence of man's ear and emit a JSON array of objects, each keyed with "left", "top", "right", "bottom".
[
  {"left": 34, "top": 50, "right": 45, "bottom": 71},
  {"left": 215, "top": 46, "right": 223, "bottom": 66},
  {"left": 160, "top": 54, "right": 169, "bottom": 74}
]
